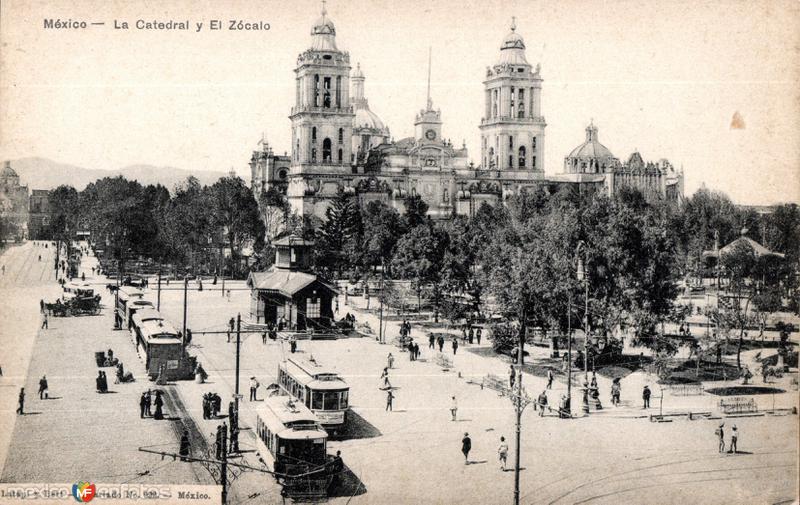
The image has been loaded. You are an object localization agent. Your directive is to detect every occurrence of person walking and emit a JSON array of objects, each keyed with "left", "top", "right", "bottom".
[
  {"left": 537, "top": 391, "right": 548, "bottom": 416},
  {"left": 139, "top": 392, "right": 148, "bottom": 418},
  {"left": 450, "top": 396, "right": 458, "bottom": 421},
  {"left": 386, "top": 390, "right": 394, "bottom": 412},
  {"left": 728, "top": 425, "right": 738, "bottom": 454},
  {"left": 437, "top": 335, "right": 445, "bottom": 352},
  {"left": 41, "top": 313, "right": 48, "bottom": 329},
  {"left": 509, "top": 365, "right": 516, "bottom": 389},
  {"left": 546, "top": 370, "right": 554, "bottom": 389},
  {"left": 229, "top": 426, "right": 240, "bottom": 454},
  {"left": 179, "top": 430, "right": 191, "bottom": 461},
  {"left": 262, "top": 332, "right": 267, "bottom": 345},
  {"left": 40, "top": 299, "right": 45, "bottom": 313},
  {"left": 461, "top": 433, "right": 472, "bottom": 464},
  {"left": 16, "top": 388, "right": 24, "bottom": 415},
  {"left": 642, "top": 385, "right": 651, "bottom": 409},
  {"left": 716, "top": 423, "right": 725, "bottom": 453},
  {"left": 452, "top": 337, "right": 459, "bottom": 355},
  {"left": 249, "top": 377, "right": 259, "bottom": 401},
  {"left": 38, "top": 375, "right": 48, "bottom": 399},
  {"left": 153, "top": 391, "right": 164, "bottom": 420},
  {"left": 476, "top": 327, "right": 482, "bottom": 345},
  {"left": 498, "top": 436, "right": 509, "bottom": 471},
  {"left": 611, "top": 379, "right": 621, "bottom": 406},
  {"left": 144, "top": 390, "right": 152, "bottom": 416},
  {"left": 387, "top": 353, "right": 394, "bottom": 369},
  {"left": 429, "top": 333, "right": 435, "bottom": 349},
  {"left": 380, "top": 367, "right": 392, "bottom": 389},
  {"left": 468, "top": 326, "right": 474, "bottom": 344}
]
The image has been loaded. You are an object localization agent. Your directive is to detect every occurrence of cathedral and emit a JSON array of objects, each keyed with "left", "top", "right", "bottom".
[{"left": 249, "top": 8, "right": 683, "bottom": 222}]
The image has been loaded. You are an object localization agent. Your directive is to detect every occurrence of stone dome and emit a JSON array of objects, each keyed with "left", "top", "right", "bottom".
[
  {"left": 567, "top": 123, "right": 614, "bottom": 159},
  {"left": 1, "top": 161, "right": 18, "bottom": 178},
  {"left": 497, "top": 19, "right": 529, "bottom": 65},
  {"left": 354, "top": 106, "right": 385, "bottom": 130}
]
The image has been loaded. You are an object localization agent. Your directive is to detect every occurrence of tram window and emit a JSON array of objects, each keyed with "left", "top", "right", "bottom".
[
  {"left": 340, "top": 391, "right": 349, "bottom": 409},
  {"left": 323, "top": 392, "right": 338, "bottom": 410},
  {"left": 312, "top": 391, "right": 324, "bottom": 410}
]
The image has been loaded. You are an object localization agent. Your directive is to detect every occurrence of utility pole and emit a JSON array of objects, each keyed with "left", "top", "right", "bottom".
[
  {"left": 218, "top": 423, "right": 228, "bottom": 505},
  {"left": 221, "top": 275, "right": 225, "bottom": 298},
  {"left": 114, "top": 259, "right": 121, "bottom": 329},
  {"left": 157, "top": 272, "right": 162, "bottom": 311},
  {"left": 182, "top": 277, "right": 189, "bottom": 348},
  {"left": 512, "top": 310, "right": 531, "bottom": 505},
  {"left": 234, "top": 313, "right": 241, "bottom": 430},
  {"left": 378, "top": 260, "right": 385, "bottom": 344},
  {"left": 566, "top": 290, "right": 572, "bottom": 416}
]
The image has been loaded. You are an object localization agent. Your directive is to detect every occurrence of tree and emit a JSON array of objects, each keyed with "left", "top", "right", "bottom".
[
  {"left": 361, "top": 201, "right": 403, "bottom": 275},
  {"left": 209, "top": 176, "right": 265, "bottom": 276},
  {"left": 315, "top": 191, "right": 362, "bottom": 278},
  {"left": 752, "top": 286, "right": 782, "bottom": 340},
  {"left": 391, "top": 224, "right": 448, "bottom": 319},
  {"left": 259, "top": 188, "right": 290, "bottom": 244},
  {"left": 162, "top": 177, "right": 216, "bottom": 271},
  {"left": 403, "top": 194, "right": 429, "bottom": 228},
  {"left": 720, "top": 242, "right": 758, "bottom": 368}
]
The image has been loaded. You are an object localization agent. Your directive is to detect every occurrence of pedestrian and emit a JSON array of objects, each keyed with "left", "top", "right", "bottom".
[
  {"left": 429, "top": 333, "right": 435, "bottom": 349},
  {"left": 437, "top": 335, "right": 444, "bottom": 352},
  {"left": 414, "top": 342, "right": 420, "bottom": 360},
  {"left": 452, "top": 337, "right": 459, "bottom": 355},
  {"left": 144, "top": 390, "right": 152, "bottom": 416},
  {"left": 386, "top": 390, "right": 394, "bottom": 411},
  {"left": 476, "top": 327, "right": 482, "bottom": 345},
  {"left": 179, "top": 430, "right": 191, "bottom": 461},
  {"left": 229, "top": 426, "right": 240, "bottom": 454},
  {"left": 41, "top": 313, "right": 48, "bottom": 329},
  {"left": 250, "top": 377, "right": 259, "bottom": 401},
  {"left": 498, "top": 436, "right": 509, "bottom": 470},
  {"left": 262, "top": 332, "right": 267, "bottom": 344},
  {"left": 227, "top": 289, "right": 231, "bottom": 301},
  {"left": 642, "top": 385, "right": 651, "bottom": 409},
  {"left": 537, "top": 390, "right": 548, "bottom": 416},
  {"left": 380, "top": 367, "right": 392, "bottom": 389},
  {"left": 462, "top": 433, "right": 471, "bottom": 464},
  {"left": 229, "top": 317, "right": 235, "bottom": 333},
  {"left": 450, "top": 396, "right": 458, "bottom": 421},
  {"left": 611, "top": 379, "right": 621, "bottom": 406},
  {"left": 290, "top": 337, "right": 297, "bottom": 353},
  {"left": 728, "top": 425, "right": 738, "bottom": 454},
  {"left": 40, "top": 299, "right": 44, "bottom": 313},
  {"left": 202, "top": 394, "right": 211, "bottom": 419},
  {"left": 81, "top": 272, "right": 85, "bottom": 282},
  {"left": 509, "top": 365, "right": 516, "bottom": 389},
  {"left": 716, "top": 423, "right": 725, "bottom": 453},
  {"left": 139, "top": 392, "right": 148, "bottom": 418},
  {"left": 387, "top": 353, "right": 394, "bottom": 369},
  {"left": 547, "top": 370, "right": 554, "bottom": 389},
  {"left": 153, "top": 391, "right": 164, "bottom": 420},
  {"left": 38, "top": 375, "right": 48, "bottom": 399},
  {"left": 468, "top": 326, "right": 474, "bottom": 344},
  {"left": 16, "top": 388, "right": 24, "bottom": 415}
]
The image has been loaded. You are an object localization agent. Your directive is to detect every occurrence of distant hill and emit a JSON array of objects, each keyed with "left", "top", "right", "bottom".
[{"left": 10, "top": 157, "right": 232, "bottom": 192}]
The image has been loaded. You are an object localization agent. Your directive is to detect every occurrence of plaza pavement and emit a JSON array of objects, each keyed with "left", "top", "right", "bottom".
[{"left": 1, "top": 244, "right": 797, "bottom": 504}]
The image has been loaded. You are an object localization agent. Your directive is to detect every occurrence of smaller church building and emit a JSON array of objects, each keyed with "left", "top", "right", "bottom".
[{"left": 247, "top": 235, "right": 338, "bottom": 330}]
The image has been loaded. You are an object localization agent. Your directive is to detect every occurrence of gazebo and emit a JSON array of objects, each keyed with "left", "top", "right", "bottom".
[{"left": 246, "top": 235, "right": 338, "bottom": 331}]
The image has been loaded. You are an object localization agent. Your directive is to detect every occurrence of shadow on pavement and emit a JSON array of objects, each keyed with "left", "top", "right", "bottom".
[
  {"left": 331, "top": 410, "right": 381, "bottom": 440},
  {"left": 327, "top": 463, "right": 367, "bottom": 498}
]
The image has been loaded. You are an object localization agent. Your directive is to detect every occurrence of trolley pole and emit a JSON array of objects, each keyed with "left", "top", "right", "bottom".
[
  {"left": 234, "top": 313, "right": 241, "bottom": 430},
  {"left": 513, "top": 324, "right": 524, "bottom": 505},
  {"left": 182, "top": 277, "right": 188, "bottom": 347}
]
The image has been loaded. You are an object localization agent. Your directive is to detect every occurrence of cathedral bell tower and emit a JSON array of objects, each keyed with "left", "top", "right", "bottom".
[
  {"left": 479, "top": 18, "right": 546, "bottom": 174},
  {"left": 288, "top": 2, "right": 355, "bottom": 216}
]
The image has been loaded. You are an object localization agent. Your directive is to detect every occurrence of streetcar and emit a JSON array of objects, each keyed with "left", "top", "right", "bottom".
[
  {"left": 115, "top": 286, "right": 145, "bottom": 328},
  {"left": 129, "top": 309, "right": 193, "bottom": 381},
  {"left": 277, "top": 357, "right": 349, "bottom": 433},
  {"left": 254, "top": 396, "right": 339, "bottom": 498},
  {"left": 62, "top": 280, "right": 95, "bottom": 301}
]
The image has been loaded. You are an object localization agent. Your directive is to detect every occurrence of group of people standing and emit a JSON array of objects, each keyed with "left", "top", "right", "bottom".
[{"left": 139, "top": 390, "right": 164, "bottom": 419}]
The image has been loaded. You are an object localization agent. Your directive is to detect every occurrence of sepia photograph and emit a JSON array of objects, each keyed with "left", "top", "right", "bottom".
[{"left": 0, "top": 0, "right": 798, "bottom": 504}]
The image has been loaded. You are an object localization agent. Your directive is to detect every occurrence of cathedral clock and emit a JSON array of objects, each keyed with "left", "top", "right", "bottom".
[{"left": 425, "top": 129, "right": 437, "bottom": 141}]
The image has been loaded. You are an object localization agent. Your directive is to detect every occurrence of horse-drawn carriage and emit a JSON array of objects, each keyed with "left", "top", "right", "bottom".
[{"left": 45, "top": 295, "right": 102, "bottom": 317}]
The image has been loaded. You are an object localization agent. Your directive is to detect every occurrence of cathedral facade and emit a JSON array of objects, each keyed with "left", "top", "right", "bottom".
[{"left": 249, "top": 8, "right": 683, "bottom": 222}]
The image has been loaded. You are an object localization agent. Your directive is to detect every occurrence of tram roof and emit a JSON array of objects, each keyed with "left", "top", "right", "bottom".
[
  {"left": 118, "top": 286, "right": 145, "bottom": 300},
  {"left": 256, "top": 396, "right": 328, "bottom": 439},
  {"left": 139, "top": 319, "right": 180, "bottom": 343},
  {"left": 281, "top": 358, "right": 348, "bottom": 389},
  {"left": 64, "top": 280, "right": 94, "bottom": 291},
  {"left": 132, "top": 308, "right": 163, "bottom": 325}
]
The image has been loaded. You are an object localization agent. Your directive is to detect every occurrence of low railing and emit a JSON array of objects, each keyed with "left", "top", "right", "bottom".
[{"left": 719, "top": 396, "right": 757, "bottom": 414}]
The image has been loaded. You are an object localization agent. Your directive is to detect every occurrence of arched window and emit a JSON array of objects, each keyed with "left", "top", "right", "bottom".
[
  {"left": 492, "top": 90, "right": 498, "bottom": 117},
  {"left": 335, "top": 76, "right": 342, "bottom": 107},
  {"left": 532, "top": 156, "right": 537, "bottom": 169},
  {"left": 338, "top": 128, "right": 344, "bottom": 144},
  {"left": 323, "top": 77, "right": 331, "bottom": 108},
  {"left": 509, "top": 155, "right": 514, "bottom": 168},
  {"left": 532, "top": 137, "right": 537, "bottom": 150},
  {"left": 312, "top": 127, "right": 317, "bottom": 141},
  {"left": 311, "top": 148, "right": 317, "bottom": 163},
  {"left": 518, "top": 146, "right": 526, "bottom": 168},
  {"left": 323, "top": 138, "right": 332, "bottom": 162},
  {"left": 314, "top": 75, "right": 320, "bottom": 107},
  {"left": 518, "top": 89, "right": 525, "bottom": 118},
  {"left": 443, "top": 189, "right": 449, "bottom": 203},
  {"left": 488, "top": 147, "right": 495, "bottom": 168},
  {"left": 338, "top": 148, "right": 343, "bottom": 163},
  {"left": 295, "top": 139, "right": 300, "bottom": 161}
]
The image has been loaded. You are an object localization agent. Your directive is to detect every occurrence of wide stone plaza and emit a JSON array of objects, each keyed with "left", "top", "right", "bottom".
[{"left": 0, "top": 241, "right": 796, "bottom": 505}]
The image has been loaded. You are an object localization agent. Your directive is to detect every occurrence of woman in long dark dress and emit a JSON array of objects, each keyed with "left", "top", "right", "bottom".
[{"left": 153, "top": 391, "right": 164, "bottom": 419}]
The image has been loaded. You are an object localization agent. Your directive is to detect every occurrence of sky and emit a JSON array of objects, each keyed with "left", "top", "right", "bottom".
[{"left": 1, "top": 0, "right": 798, "bottom": 205}]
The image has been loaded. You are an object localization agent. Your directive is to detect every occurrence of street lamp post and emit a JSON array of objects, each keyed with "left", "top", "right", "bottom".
[
  {"left": 576, "top": 245, "right": 590, "bottom": 415},
  {"left": 511, "top": 339, "right": 532, "bottom": 505}
]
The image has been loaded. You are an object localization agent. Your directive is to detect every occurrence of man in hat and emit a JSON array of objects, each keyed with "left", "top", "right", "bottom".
[
  {"left": 249, "top": 377, "right": 259, "bottom": 401},
  {"left": 728, "top": 425, "right": 738, "bottom": 454},
  {"left": 461, "top": 433, "right": 472, "bottom": 464},
  {"left": 716, "top": 423, "right": 725, "bottom": 453},
  {"left": 38, "top": 375, "right": 48, "bottom": 399},
  {"left": 642, "top": 385, "right": 651, "bottom": 409}
]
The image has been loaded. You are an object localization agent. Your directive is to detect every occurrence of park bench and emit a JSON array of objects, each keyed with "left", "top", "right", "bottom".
[
  {"left": 481, "top": 373, "right": 510, "bottom": 396},
  {"left": 665, "top": 383, "right": 705, "bottom": 396},
  {"left": 434, "top": 352, "right": 454, "bottom": 370},
  {"left": 718, "top": 396, "right": 758, "bottom": 415}
]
